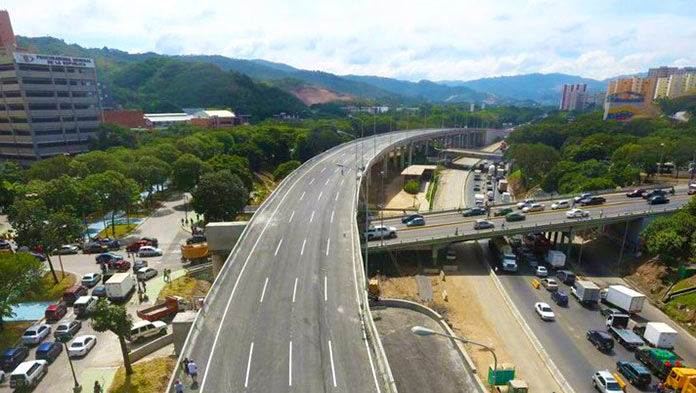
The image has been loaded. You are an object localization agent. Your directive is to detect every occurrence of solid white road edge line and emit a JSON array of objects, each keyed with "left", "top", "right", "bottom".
[
  {"left": 244, "top": 342, "right": 254, "bottom": 388},
  {"left": 328, "top": 340, "right": 338, "bottom": 387},
  {"left": 289, "top": 340, "right": 293, "bottom": 386},
  {"left": 259, "top": 277, "right": 269, "bottom": 303}
]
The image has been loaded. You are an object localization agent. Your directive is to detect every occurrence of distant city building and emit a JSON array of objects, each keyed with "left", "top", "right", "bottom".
[
  {"left": 190, "top": 109, "right": 248, "bottom": 128},
  {"left": 342, "top": 106, "right": 390, "bottom": 114},
  {"left": 559, "top": 84, "right": 587, "bottom": 111},
  {"left": 654, "top": 72, "right": 696, "bottom": 100},
  {"left": 0, "top": 10, "right": 102, "bottom": 164},
  {"left": 648, "top": 66, "right": 696, "bottom": 78},
  {"left": 144, "top": 113, "right": 192, "bottom": 128},
  {"left": 103, "top": 110, "right": 146, "bottom": 129},
  {"left": 585, "top": 91, "right": 606, "bottom": 108}
]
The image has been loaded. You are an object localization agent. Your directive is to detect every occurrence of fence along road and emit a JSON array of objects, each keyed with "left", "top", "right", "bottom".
[{"left": 170, "top": 128, "right": 473, "bottom": 392}]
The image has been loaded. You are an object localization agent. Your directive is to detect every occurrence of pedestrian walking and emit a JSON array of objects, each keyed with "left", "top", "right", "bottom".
[
  {"left": 455, "top": 227, "right": 459, "bottom": 236},
  {"left": 181, "top": 218, "right": 185, "bottom": 226},
  {"left": 188, "top": 360, "right": 198, "bottom": 386},
  {"left": 501, "top": 221, "right": 505, "bottom": 229},
  {"left": 182, "top": 358, "right": 190, "bottom": 378},
  {"left": 174, "top": 379, "right": 184, "bottom": 393},
  {"left": 93, "top": 381, "right": 102, "bottom": 393}
]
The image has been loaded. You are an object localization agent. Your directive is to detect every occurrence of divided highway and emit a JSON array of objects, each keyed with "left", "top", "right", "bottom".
[{"left": 173, "top": 129, "right": 467, "bottom": 392}]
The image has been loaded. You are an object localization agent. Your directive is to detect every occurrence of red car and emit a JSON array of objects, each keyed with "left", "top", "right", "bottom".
[
  {"left": 126, "top": 240, "right": 150, "bottom": 253},
  {"left": 108, "top": 260, "right": 131, "bottom": 272},
  {"left": 45, "top": 302, "right": 67, "bottom": 322}
]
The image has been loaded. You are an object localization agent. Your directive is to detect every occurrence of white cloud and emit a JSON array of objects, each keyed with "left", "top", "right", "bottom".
[{"left": 3, "top": 0, "right": 696, "bottom": 81}]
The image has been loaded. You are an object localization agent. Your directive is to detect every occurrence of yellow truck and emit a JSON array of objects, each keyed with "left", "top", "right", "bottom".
[
  {"left": 664, "top": 368, "right": 696, "bottom": 392},
  {"left": 180, "top": 242, "right": 211, "bottom": 265}
]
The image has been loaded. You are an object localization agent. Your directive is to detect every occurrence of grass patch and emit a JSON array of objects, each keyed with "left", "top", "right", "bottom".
[
  {"left": 157, "top": 276, "right": 211, "bottom": 302},
  {"left": 98, "top": 223, "right": 138, "bottom": 239},
  {"left": 664, "top": 292, "right": 696, "bottom": 325},
  {"left": 18, "top": 272, "right": 76, "bottom": 302},
  {"left": 672, "top": 278, "right": 696, "bottom": 293},
  {"left": 108, "top": 356, "right": 175, "bottom": 393},
  {"left": 426, "top": 168, "right": 441, "bottom": 211},
  {"left": 0, "top": 321, "right": 33, "bottom": 350}
]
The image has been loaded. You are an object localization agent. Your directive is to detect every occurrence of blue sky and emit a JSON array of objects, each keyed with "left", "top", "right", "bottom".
[{"left": 4, "top": 0, "right": 696, "bottom": 81}]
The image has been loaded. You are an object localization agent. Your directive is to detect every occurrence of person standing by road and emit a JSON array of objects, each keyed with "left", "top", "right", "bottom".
[
  {"left": 188, "top": 360, "right": 198, "bottom": 386},
  {"left": 174, "top": 379, "right": 184, "bottom": 393},
  {"left": 182, "top": 358, "right": 190, "bottom": 379}
]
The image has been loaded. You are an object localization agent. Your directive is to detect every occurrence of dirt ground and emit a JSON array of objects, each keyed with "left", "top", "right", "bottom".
[{"left": 625, "top": 256, "right": 674, "bottom": 299}]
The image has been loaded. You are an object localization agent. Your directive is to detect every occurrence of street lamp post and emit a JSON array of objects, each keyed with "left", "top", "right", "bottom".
[
  {"left": 62, "top": 340, "right": 82, "bottom": 392},
  {"left": 659, "top": 142, "right": 666, "bottom": 175},
  {"left": 411, "top": 326, "right": 498, "bottom": 390},
  {"left": 348, "top": 115, "right": 366, "bottom": 169}
]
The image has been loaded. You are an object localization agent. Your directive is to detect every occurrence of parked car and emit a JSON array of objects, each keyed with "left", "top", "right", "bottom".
[
  {"left": 505, "top": 212, "right": 526, "bottom": 222},
  {"left": 406, "top": 217, "right": 425, "bottom": 227},
  {"left": 581, "top": 196, "right": 606, "bottom": 206},
  {"left": 365, "top": 225, "right": 397, "bottom": 240},
  {"left": 541, "top": 278, "right": 558, "bottom": 291},
  {"left": 55, "top": 245, "right": 79, "bottom": 255},
  {"left": 495, "top": 207, "right": 513, "bottom": 217},
  {"left": 556, "top": 270, "right": 576, "bottom": 285},
  {"left": 98, "top": 238, "right": 120, "bottom": 249},
  {"left": 574, "top": 193, "right": 593, "bottom": 203},
  {"left": 0, "top": 369, "right": 4, "bottom": 383},
  {"left": 587, "top": 330, "right": 615, "bottom": 352},
  {"left": 1, "top": 347, "right": 29, "bottom": 371},
  {"left": 0, "top": 239, "right": 12, "bottom": 252},
  {"left": 81, "top": 273, "right": 102, "bottom": 288},
  {"left": 616, "top": 361, "right": 652, "bottom": 387},
  {"left": 473, "top": 219, "right": 494, "bottom": 230},
  {"left": 566, "top": 208, "right": 590, "bottom": 219},
  {"left": 648, "top": 195, "right": 670, "bottom": 205},
  {"left": 73, "top": 296, "right": 98, "bottom": 318},
  {"left": 462, "top": 207, "right": 487, "bottom": 217},
  {"left": 62, "top": 285, "right": 88, "bottom": 306},
  {"left": 133, "top": 260, "right": 148, "bottom": 271},
  {"left": 92, "top": 285, "right": 107, "bottom": 298},
  {"left": 551, "top": 289, "right": 568, "bottom": 306},
  {"left": 534, "top": 302, "right": 555, "bottom": 321},
  {"left": 35, "top": 342, "right": 62, "bottom": 363},
  {"left": 67, "top": 335, "right": 97, "bottom": 358},
  {"left": 186, "top": 234, "right": 207, "bottom": 245},
  {"left": 105, "top": 259, "right": 131, "bottom": 272},
  {"left": 95, "top": 253, "right": 123, "bottom": 265},
  {"left": 592, "top": 370, "right": 622, "bottom": 393},
  {"left": 54, "top": 320, "right": 82, "bottom": 341},
  {"left": 401, "top": 214, "right": 423, "bottom": 224},
  {"left": 536, "top": 266, "right": 548, "bottom": 277},
  {"left": 128, "top": 320, "right": 168, "bottom": 342},
  {"left": 9, "top": 360, "right": 47, "bottom": 389},
  {"left": 626, "top": 189, "right": 646, "bottom": 198},
  {"left": 21, "top": 324, "right": 51, "bottom": 346},
  {"left": 137, "top": 246, "right": 163, "bottom": 257},
  {"left": 141, "top": 237, "right": 159, "bottom": 247},
  {"left": 522, "top": 203, "right": 544, "bottom": 213},
  {"left": 83, "top": 242, "right": 108, "bottom": 254},
  {"left": 136, "top": 267, "right": 158, "bottom": 281},
  {"left": 551, "top": 200, "right": 570, "bottom": 210},
  {"left": 125, "top": 240, "right": 150, "bottom": 253},
  {"left": 44, "top": 302, "right": 67, "bottom": 322},
  {"left": 473, "top": 185, "right": 481, "bottom": 191}
]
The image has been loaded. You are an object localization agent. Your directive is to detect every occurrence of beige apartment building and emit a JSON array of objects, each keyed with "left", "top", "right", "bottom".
[{"left": 0, "top": 10, "right": 102, "bottom": 164}]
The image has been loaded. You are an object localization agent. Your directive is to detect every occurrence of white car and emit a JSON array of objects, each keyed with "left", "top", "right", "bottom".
[
  {"left": 128, "top": 320, "right": 168, "bottom": 342},
  {"left": 68, "top": 335, "right": 97, "bottom": 358},
  {"left": 21, "top": 324, "right": 51, "bottom": 345},
  {"left": 136, "top": 266, "right": 158, "bottom": 281},
  {"left": 516, "top": 198, "right": 536, "bottom": 209},
  {"left": 536, "top": 266, "right": 548, "bottom": 277},
  {"left": 137, "top": 246, "right": 163, "bottom": 257},
  {"left": 592, "top": 370, "right": 622, "bottom": 393},
  {"left": 551, "top": 200, "right": 570, "bottom": 210},
  {"left": 365, "top": 225, "right": 397, "bottom": 240},
  {"left": 522, "top": 203, "right": 544, "bottom": 213},
  {"left": 55, "top": 244, "right": 79, "bottom": 255},
  {"left": 566, "top": 208, "right": 590, "bottom": 219},
  {"left": 534, "top": 302, "right": 555, "bottom": 321}
]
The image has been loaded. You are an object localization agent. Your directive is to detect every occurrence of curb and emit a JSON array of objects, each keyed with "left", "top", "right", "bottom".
[
  {"left": 482, "top": 243, "right": 576, "bottom": 393},
  {"left": 377, "top": 298, "right": 488, "bottom": 393}
]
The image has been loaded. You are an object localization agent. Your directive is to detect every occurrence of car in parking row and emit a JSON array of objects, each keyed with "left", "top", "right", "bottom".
[
  {"left": 551, "top": 200, "right": 570, "bottom": 210},
  {"left": 68, "top": 335, "right": 97, "bottom": 358}
]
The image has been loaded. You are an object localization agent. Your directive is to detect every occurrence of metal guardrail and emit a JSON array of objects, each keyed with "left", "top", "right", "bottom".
[{"left": 369, "top": 206, "right": 681, "bottom": 252}]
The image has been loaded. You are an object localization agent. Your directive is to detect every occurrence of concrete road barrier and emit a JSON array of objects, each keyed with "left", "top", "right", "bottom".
[{"left": 129, "top": 332, "right": 174, "bottom": 363}]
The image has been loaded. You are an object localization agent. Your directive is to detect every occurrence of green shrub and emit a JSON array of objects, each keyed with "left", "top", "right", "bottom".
[
  {"left": 273, "top": 160, "right": 301, "bottom": 180},
  {"left": 404, "top": 180, "right": 420, "bottom": 195}
]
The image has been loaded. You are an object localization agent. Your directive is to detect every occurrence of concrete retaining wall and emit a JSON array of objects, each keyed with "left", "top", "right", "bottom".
[
  {"left": 128, "top": 332, "right": 174, "bottom": 363},
  {"left": 377, "top": 298, "right": 487, "bottom": 393}
]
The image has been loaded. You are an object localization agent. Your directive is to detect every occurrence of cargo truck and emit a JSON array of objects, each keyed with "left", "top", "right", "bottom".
[
  {"left": 643, "top": 322, "right": 678, "bottom": 349},
  {"left": 607, "top": 314, "right": 645, "bottom": 350},
  {"left": 570, "top": 280, "right": 600, "bottom": 306},
  {"left": 498, "top": 179, "right": 508, "bottom": 193},
  {"left": 635, "top": 347, "right": 683, "bottom": 379},
  {"left": 137, "top": 296, "right": 187, "bottom": 321},
  {"left": 181, "top": 242, "right": 211, "bottom": 265},
  {"left": 501, "top": 192, "right": 511, "bottom": 203},
  {"left": 488, "top": 164, "right": 496, "bottom": 176},
  {"left": 489, "top": 237, "right": 518, "bottom": 272},
  {"left": 601, "top": 285, "right": 646, "bottom": 314},
  {"left": 546, "top": 250, "right": 566, "bottom": 268},
  {"left": 105, "top": 273, "right": 136, "bottom": 302}
]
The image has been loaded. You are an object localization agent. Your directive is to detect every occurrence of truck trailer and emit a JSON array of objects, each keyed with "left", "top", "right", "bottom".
[
  {"left": 105, "top": 273, "right": 136, "bottom": 302},
  {"left": 606, "top": 314, "right": 645, "bottom": 350},
  {"left": 489, "top": 237, "right": 518, "bottom": 273},
  {"left": 602, "top": 285, "right": 646, "bottom": 314},
  {"left": 643, "top": 322, "right": 678, "bottom": 349},
  {"left": 546, "top": 250, "right": 566, "bottom": 268},
  {"left": 571, "top": 280, "right": 600, "bottom": 306}
]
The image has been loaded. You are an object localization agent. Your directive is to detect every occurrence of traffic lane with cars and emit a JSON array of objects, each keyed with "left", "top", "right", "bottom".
[
  {"left": 495, "top": 262, "right": 658, "bottom": 393},
  {"left": 379, "top": 194, "right": 691, "bottom": 245}
]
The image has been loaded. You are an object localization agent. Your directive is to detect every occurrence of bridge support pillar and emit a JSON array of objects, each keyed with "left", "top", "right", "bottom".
[
  {"left": 425, "top": 140, "right": 429, "bottom": 156},
  {"left": 408, "top": 143, "right": 413, "bottom": 166},
  {"left": 553, "top": 232, "right": 559, "bottom": 248},
  {"left": 400, "top": 146, "right": 405, "bottom": 168},
  {"left": 382, "top": 158, "right": 388, "bottom": 178},
  {"left": 205, "top": 222, "right": 248, "bottom": 278}
]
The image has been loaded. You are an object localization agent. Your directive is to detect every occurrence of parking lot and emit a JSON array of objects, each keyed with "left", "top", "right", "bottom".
[{"left": 488, "top": 239, "right": 696, "bottom": 393}]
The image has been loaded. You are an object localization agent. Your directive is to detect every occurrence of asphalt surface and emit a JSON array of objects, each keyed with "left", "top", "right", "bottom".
[
  {"left": 373, "top": 307, "right": 477, "bottom": 393},
  {"left": 375, "top": 191, "right": 690, "bottom": 249},
  {"left": 178, "top": 129, "right": 472, "bottom": 393}
]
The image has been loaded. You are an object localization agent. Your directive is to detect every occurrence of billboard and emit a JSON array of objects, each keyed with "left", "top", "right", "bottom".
[{"left": 13, "top": 52, "right": 95, "bottom": 68}]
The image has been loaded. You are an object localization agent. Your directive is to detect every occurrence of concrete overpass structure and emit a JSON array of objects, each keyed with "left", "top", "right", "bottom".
[{"left": 439, "top": 148, "right": 504, "bottom": 161}]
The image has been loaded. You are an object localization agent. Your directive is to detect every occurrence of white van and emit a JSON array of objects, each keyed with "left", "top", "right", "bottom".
[
  {"left": 474, "top": 193, "right": 485, "bottom": 205},
  {"left": 128, "top": 320, "right": 168, "bottom": 342},
  {"left": 10, "top": 360, "right": 47, "bottom": 389},
  {"left": 74, "top": 296, "right": 98, "bottom": 317}
]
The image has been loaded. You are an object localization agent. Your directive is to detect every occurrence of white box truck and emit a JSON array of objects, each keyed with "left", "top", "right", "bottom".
[
  {"left": 501, "top": 192, "right": 511, "bottom": 203},
  {"left": 643, "top": 322, "right": 678, "bottom": 349},
  {"left": 546, "top": 250, "right": 566, "bottom": 268},
  {"left": 498, "top": 179, "right": 508, "bottom": 192},
  {"left": 105, "top": 273, "right": 136, "bottom": 302},
  {"left": 602, "top": 285, "right": 645, "bottom": 314},
  {"left": 571, "top": 280, "right": 600, "bottom": 306}
]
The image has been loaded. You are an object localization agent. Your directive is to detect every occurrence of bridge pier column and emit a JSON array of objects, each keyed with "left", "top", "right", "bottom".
[
  {"left": 408, "top": 143, "right": 413, "bottom": 166},
  {"left": 382, "top": 158, "right": 388, "bottom": 178},
  {"left": 553, "top": 232, "right": 559, "bottom": 248},
  {"left": 425, "top": 140, "right": 429, "bottom": 156},
  {"left": 400, "top": 146, "right": 405, "bottom": 168}
]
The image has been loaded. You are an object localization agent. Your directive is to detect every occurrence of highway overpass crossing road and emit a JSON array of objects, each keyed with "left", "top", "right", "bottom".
[
  {"left": 373, "top": 191, "right": 691, "bottom": 251},
  {"left": 172, "top": 128, "right": 482, "bottom": 393}
]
